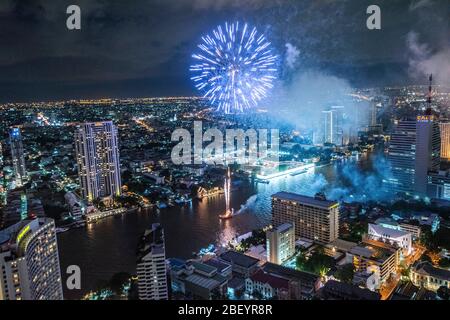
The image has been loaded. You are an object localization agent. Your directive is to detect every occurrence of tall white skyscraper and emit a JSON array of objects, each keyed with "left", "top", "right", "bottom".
[
  {"left": 136, "top": 223, "right": 168, "bottom": 300},
  {"left": 75, "top": 121, "right": 122, "bottom": 202},
  {"left": 9, "top": 128, "right": 27, "bottom": 187},
  {"left": 322, "top": 106, "right": 344, "bottom": 146},
  {"left": 266, "top": 223, "right": 295, "bottom": 265},
  {"left": 0, "top": 218, "right": 64, "bottom": 300}
]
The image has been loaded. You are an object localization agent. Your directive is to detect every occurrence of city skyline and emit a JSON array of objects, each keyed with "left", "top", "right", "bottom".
[{"left": 1, "top": 0, "right": 450, "bottom": 305}]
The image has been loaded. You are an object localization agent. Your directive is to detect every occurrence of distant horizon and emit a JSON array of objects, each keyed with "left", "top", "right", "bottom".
[
  {"left": 2, "top": 81, "right": 449, "bottom": 106},
  {"left": 1, "top": 0, "right": 448, "bottom": 103}
]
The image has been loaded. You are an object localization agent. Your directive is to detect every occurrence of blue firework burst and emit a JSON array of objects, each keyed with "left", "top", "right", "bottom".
[{"left": 190, "top": 22, "right": 278, "bottom": 114}]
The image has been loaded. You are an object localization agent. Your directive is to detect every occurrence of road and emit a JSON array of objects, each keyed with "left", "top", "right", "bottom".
[{"left": 379, "top": 244, "right": 425, "bottom": 300}]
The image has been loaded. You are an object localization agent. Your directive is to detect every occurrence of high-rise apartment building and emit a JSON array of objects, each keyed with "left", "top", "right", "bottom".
[
  {"left": 9, "top": 128, "right": 27, "bottom": 187},
  {"left": 440, "top": 122, "right": 450, "bottom": 161},
  {"left": 137, "top": 223, "right": 168, "bottom": 300},
  {"left": 272, "top": 192, "right": 339, "bottom": 244},
  {"left": 0, "top": 218, "right": 63, "bottom": 300},
  {"left": 75, "top": 121, "right": 122, "bottom": 202},
  {"left": 427, "top": 170, "right": 450, "bottom": 201},
  {"left": 387, "top": 120, "right": 417, "bottom": 194},
  {"left": 321, "top": 106, "right": 344, "bottom": 146},
  {"left": 266, "top": 223, "right": 295, "bottom": 265},
  {"left": 0, "top": 140, "right": 4, "bottom": 168},
  {"left": 387, "top": 116, "right": 441, "bottom": 196},
  {"left": 415, "top": 115, "right": 441, "bottom": 195}
]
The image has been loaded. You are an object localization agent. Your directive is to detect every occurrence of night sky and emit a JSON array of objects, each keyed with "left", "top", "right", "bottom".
[{"left": 0, "top": 0, "right": 448, "bottom": 102}]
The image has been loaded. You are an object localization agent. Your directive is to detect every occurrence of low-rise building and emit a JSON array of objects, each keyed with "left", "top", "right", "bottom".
[
  {"left": 318, "top": 280, "right": 381, "bottom": 300},
  {"left": 350, "top": 239, "right": 400, "bottom": 283},
  {"left": 390, "top": 281, "right": 436, "bottom": 300},
  {"left": 64, "top": 192, "right": 84, "bottom": 219},
  {"left": 203, "top": 258, "right": 232, "bottom": 279},
  {"left": 262, "top": 262, "right": 321, "bottom": 300},
  {"left": 352, "top": 266, "right": 380, "bottom": 291},
  {"left": 367, "top": 223, "right": 412, "bottom": 256},
  {"left": 245, "top": 269, "right": 289, "bottom": 300},
  {"left": 218, "top": 251, "right": 259, "bottom": 277},
  {"left": 168, "top": 259, "right": 229, "bottom": 299},
  {"left": 410, "top": 261, "right": 450, "bottom": 291},
  {"left": 324, "top": 239, "right": 357, "bottom": 264},
  {"left": 246, "top": 244, "right": 267, "bottom": 263}
]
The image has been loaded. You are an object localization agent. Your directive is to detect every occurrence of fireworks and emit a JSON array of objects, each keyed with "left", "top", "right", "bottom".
[{"left": 190, "top": 22, "right": 278, "bottom": 114}]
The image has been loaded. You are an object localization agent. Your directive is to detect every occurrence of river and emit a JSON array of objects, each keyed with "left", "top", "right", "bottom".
[{"left": 59, "top": 153, "right": 380, "bottom": 299}]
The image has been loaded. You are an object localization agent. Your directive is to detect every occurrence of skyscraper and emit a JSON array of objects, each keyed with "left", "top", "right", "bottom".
[
  {"left": 0, "top": 218, "right": 64, "bottom": 300},
  {"left": 9, "top": 128, "right": 27, "bottom": 187},
  {"left": 321, "top": 106, "right": 344, "bottom": 146},
  {"left": 415, "top": 115, "right": 441, "bottom": 195},
  {"left": 387, "top": 120, "right": 417, "bottom": 194},
  {"left": 0, "top": 140, "right": 4, "bottom": 168},
  {"left": 75, "top": 121, "right": 122, "bottom": 202},
  {"left": 266, "top": 223, "right": 295, "bottom": 265},
  {"left": 272, "top": 192, "right": 339, "bottom": 244},
  {"left": 440, "top": 122, "right": 450, "bottom": 161},
  {"left": 136, "top": 223, "right": 168, "bottom": 300},
  {"left": 387, "top": 116, "right": 441, "bottom": 196},
  {"left": 370, "top": 101, "right": 377, "bottom": 127}
]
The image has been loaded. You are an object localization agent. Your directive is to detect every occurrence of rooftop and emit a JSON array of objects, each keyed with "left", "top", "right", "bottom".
[
  {"left": 320, "top": 280, "right": 381, "bottom": 300},
  {"left": 272, "top": 192, "right": 338, "bottom": 209},
  {"left": 271, "top": 223, "right": 294, "bottom": 233},
  {"left": 412, "top": 261, "right": 450, "bottom": 280},
  {"left": 326, "top": 239, "right": 358, "bottom": 252},
  {"left": 350, "top": 239, "right": 398, "bottom": 262},
  {"left": 191, "top": 261, "right": 217, "bottom": 276},
  {"left": 262, "top": 262, "right": 319, "bottom": 284},
  {"left": 249, "top": 270, "right": 289, "bottom": 290},
  {"left": 391, "top": 281, "right": 436, "bottom": 300},
  {"left": 219, "top": 250, "right": 260, "bottom": 268},
  {"left": 204, "top": 258, "right": 231, "bottom": 273},
  {"left": 137, "top": 223, "right": 165, "bottom": 261},
  {"left": 368, "top": 223, "right": 410, "bottom": 239},
  {"left": 185, "top": 274, "right": 221, "bottom": 291}
]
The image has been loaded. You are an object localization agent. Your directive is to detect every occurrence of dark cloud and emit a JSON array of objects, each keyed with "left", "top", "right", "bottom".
[{"left": 0, "top": 0, "right": 448, "bottom": 102}]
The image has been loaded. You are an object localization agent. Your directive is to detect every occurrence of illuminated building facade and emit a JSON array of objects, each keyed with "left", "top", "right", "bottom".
[
  {"left": 350, "top": 239, "right": 400, "bottom": 283},
  {"left": 0, "top": 141, "right": 3, "bottom": 168},
  {"left": 75, "top": 121, "right": 122, "bottom": 202},
  {"left": 427, "top": 170, "right": 450, "bottom": 201},
  {"left": 410, "top": 261, "right": 450, "bottom": 291},
  {"left": 387, "top": 120, "right": 417, "bottom": 194},
  {"left": 415, "top": 115, "right": 441, "bottom": 195},
  {"left": 9, "top": 128, "right": 27, "bottom": 187},
  {"left": 440, "top": 122, "right": 450, "bottom": 161},
  {"left": 136, "top": 223, "right": 168, "bottom": 300},
  {"left": 387, "top": 116, "right": 440, "bottom": 196},
  {"left": 367, "top": 223, "right": 412, "bottom": 256},
  {"left": 272, "top": 192, "right": 339, "bottom": 244},
  {"left": 321, "top": 106, "right": 344, "bottom": 146},
  {"left": 0, "top": 218, "right": 63, "bottom": 300},
  {"left": 266, "top": 223, "right": 295, "bottom": 265}
]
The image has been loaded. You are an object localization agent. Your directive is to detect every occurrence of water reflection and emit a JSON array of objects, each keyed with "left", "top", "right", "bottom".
[{"left": 59, "top": 156, "right": 378, "bottom": 299}]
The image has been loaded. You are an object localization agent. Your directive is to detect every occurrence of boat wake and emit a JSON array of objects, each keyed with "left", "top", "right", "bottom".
[{"left": 233, "top": 194, "right": 258, "bottom": 216}]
